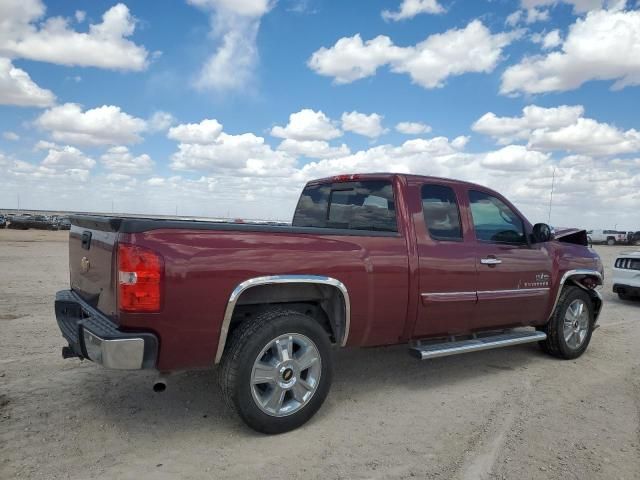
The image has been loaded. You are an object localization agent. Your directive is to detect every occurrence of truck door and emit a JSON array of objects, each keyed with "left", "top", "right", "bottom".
[
  {"left": 467, "top": 189, "right": 552, "bottom": 330},
  {"left": 411, "top": 181, "right": 477, "bottom": 338}
]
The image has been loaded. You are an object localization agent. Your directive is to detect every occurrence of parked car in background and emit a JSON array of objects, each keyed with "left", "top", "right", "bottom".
[
  {"left": 0, "top": 215, "right": 6, "bottom": 228},
  {"left": 587, "top": 229, "right": 627, "bottom": 245},
  {"left": 613, "top": 251, "right": 640, "bottom": 300},
  {"left": 8, "top": 215, "right": 58, "bottom": 230},
  {"left": 54, "top": 173, "right": 604, "bottom": 433},
  {"left": 56, "top": 217, "right": 71, "bottom": 230},
  {"left": 626, "top": 231, "right": 640, "bottom": 245}
]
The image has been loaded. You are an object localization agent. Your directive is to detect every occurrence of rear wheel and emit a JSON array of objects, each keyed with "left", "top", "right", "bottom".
[
  {"left": 607, "top": 237, "right": 615, "bottom": 246},
  {"left": 618, "top": 292, "right": 631, "bottom": 301},
  {"left": 219, "top": 309, "right": 333, "bottom": 434},
  {"left": 538, "top": 286, "right": 594, "bottom": 359}
]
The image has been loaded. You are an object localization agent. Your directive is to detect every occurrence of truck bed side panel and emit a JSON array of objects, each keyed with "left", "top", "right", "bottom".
[{"left": 119, "top": 229, "right": 410, "bottom": 370}]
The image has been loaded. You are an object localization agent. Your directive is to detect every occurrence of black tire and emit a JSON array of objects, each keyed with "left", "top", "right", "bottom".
[
  {"left": 618, "top": 292, "right": 631, "bottom": 301},
  {"left": 537, "top": 286, "right": 594, "bottom": 359},
  {"left": 219, "top": 309, "right": 333, "bottom": 434},
  {"left": 607, "top": 237, "right": 615, "bottom": 246}
]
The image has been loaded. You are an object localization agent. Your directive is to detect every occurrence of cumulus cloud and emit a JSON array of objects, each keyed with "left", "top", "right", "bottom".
[
  {"left": 396, "top": 121, "right": 432, "bottom": 135},
  {"left": 382, "top": 0, "right": 445, "bottom": 21},
  {"left": 531, "top": 29, "right": 562, "bottom": 49},
  {"left": 148, "top": 111, "right": 176, "bottom": 132},
  {"left": 276, "top": 139, "right": 350, "bottom": 159},
  {"left": 168, "top": 119, "right": 223, "bottom": 144},
  {"left": 0, "top": 57, "right": 55, "bottom": 107},
  {"left": 341, "top": 111, "right": 387, "bottom": 138},
  {"left": 0, "top": 1, "right": 149, "bottom": 70},
  {"left": 101, "top": 146, "right": 154, "bottom": 174},
  {"left": 188, "top": 0, "right": 273, "bottom": 91},
  {"left": 35, "top": 103, "right": 147, "bottom": 146},
  {"left": 271, "top": 109, "right": 341, "bottom": 141},
  {"left": 481, "top": 145, "right": 550, "bottom": 171},
  {"left": 41, "top": 144, "right": 96, "bottom": 170},
  {"left": 2, "top": 131, "right": 19, "bottom": 141},
  {"left": 501, "top": 8, "right": 640, "bottom": 95},
  {"left": 473, "top": 104, "right": 640, "bottom": 156},
  {"left": 308, "top": 20, "right": 519, "bottom": 89}
]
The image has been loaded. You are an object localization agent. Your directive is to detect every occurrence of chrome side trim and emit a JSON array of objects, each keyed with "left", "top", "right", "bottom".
[
  {"left": 421, "top": 291, "right": 476, "bottom": 304},
  {"left": 549, "top": 269, "right": 603, "bottom": 321},
  {"left": 477, "top": 287, "right": 550, "bottom": 294},
  {"left": 214, "top": 275, "right": 351, "bottom": 364}
]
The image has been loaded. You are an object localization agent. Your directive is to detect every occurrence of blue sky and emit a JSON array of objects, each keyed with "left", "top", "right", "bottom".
[{"left": 1, "top": 0, "right": 639, "bottom": 228}]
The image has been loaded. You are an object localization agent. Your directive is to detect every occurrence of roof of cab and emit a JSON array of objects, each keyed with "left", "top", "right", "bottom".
[{"left": 307, "top": 172, "right": 488, "bottom": 191}]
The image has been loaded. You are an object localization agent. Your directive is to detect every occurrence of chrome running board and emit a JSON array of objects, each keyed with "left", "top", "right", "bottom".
[{"left": 409, "top": 330, "right": 547, "bottom": 360}]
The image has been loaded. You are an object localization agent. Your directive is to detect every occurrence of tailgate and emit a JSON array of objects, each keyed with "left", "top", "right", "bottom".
[{"left": 69, "top": 217, "right": 120, "bottom": 319}]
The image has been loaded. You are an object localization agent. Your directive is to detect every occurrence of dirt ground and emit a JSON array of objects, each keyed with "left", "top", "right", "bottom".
[{"left": 1, "top": 229, "right": 638, "bottom": 480}]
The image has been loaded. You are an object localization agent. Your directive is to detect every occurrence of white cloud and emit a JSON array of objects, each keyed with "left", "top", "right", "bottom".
[
  {"left": 167, "top": 115, "right": 297, "bottom": 176},
  {"left": 41, "top": 144, "right": 96, "bottom": 170},
  {"left": 341, "top": 111, "right": 387, "bottom": 138},
  {"left": 75, "top": 10, "right": 86, "bottom": 23},
  {"left": 168, "top": 118, "right": 223, "bottom": 144},
  {"left": 382, "top": 0, "right": 444, "bottom": 21},
  {"left": 472, "top": 105, "right": 585, "bottom": 143},
  {"left": 531, "top": 29, "right": 562, "bottom": 49},
  {"left": 100, "top": 146, "right": 154, "bottom": 174},
  {"left": 309, "top": 20, "right": 519, "bottom": 89},
  {"left": 276, "top": 139, "right": 350, "bottom": 159},
  {"left": 187, "top": 0, "right": 273, "bottom": 91},
  {"left": 0, "top": 57, "right": 55, "bottom": 107},
  {"left": 481, "top": 145, "right": 550, "bottom": 171},
  {"left": 501, "top": 8, "right": 640, "bottom": 95},
  {"left": 396, "top": 121, "right": 432, "bottom": 135},
  {"left": 36, "top": 103, "right": 147, "bottom": 146},
  {"left": 529, "top": 118, "right": 640, "bottom": 156},
  {"left": 0, "top": 1, "right": 149, "bottom": 71},
  {"left": 271, "top": 109, "right": 341, "bottom": 141},
  {"left": 148, "top": 111, "right": 175, "bottom": 132},
  {"left": 473, "top": 104, "right": 640, "bottom": 156},
  {"left": 2, "top": 131, "right": 19, "bottom": 141}
]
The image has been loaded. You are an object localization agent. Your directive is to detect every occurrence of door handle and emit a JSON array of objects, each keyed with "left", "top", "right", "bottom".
[{"left": 481, "top": 257, "right": 502, "bottom": 265}]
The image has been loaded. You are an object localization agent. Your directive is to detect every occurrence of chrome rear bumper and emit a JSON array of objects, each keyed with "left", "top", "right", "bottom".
[{"left": 55, "top": 290, "right": 157, "bottom": 370}]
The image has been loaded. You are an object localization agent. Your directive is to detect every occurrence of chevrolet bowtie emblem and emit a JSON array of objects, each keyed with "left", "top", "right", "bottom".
[{"left": 80, "top": 256, "right": 90, "bottom": 273}]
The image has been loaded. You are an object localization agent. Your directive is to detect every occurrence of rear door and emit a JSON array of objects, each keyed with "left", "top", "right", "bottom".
[
  {"left": 467, "top": 189, "right": 552, "bottom": 330},
  {"left": 411, "top": 181, "right": 477, "bottom": 338}
]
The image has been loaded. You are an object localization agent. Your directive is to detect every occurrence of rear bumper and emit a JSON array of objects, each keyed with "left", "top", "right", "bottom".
[
  {"left": 613, "top": 284, "right": 640, "bottom": 297},
  {"left": 55, "top": 290, "right": 158, "bottom": 369}
]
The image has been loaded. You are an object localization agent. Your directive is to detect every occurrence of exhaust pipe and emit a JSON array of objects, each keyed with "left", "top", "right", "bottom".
[{"left": 153, "top": 374, "right": 168, "bottom": 393}]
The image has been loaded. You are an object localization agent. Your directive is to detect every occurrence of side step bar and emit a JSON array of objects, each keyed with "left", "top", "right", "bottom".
[{"left": 409, "top": 330, "right": 547, "bottom": 360}]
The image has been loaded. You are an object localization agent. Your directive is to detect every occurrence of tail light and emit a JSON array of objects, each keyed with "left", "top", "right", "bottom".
[{"left": 118, "top": 243, "right": 163, "bottom": 312}]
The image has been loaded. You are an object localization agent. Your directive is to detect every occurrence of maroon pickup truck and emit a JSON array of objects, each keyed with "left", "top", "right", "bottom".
[{"left": 55, "top": 173, "right": 604, "bottom": 433}]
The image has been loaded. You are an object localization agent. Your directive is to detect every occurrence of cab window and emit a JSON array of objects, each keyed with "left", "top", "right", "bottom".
[
  {"left": 421, "top": 184, "right": 462, "bottom": 240},
  {"left": 469, "top": 190, "right": 526, "bottom": 244}
]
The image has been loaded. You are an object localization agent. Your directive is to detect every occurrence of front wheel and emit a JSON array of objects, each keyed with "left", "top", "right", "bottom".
[
  {"left": 538, "top": 286, "right": 594, "bottom": 359},
  {"left": 607, "top": 237, "right": 615, "bottom": 246},
  {"left": 219, "top": 309, "right": 333, "bottom": 434}
]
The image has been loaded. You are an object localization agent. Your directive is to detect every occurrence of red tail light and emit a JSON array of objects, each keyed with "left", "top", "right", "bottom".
[{"left": 117, "top": 243, "right": 163, "bottom": 312}]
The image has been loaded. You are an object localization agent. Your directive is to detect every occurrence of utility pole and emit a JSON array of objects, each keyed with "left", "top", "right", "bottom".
[
  {"left": 17, "top": 193, "right": 20, "bottom": 210},
  {"left": 548, "top": 167, "right": 556, "bottom": 225}
]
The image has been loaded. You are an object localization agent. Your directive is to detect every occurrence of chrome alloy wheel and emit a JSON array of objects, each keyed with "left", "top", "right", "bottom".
[
  {"left": 563, "top": 299, "right": 590, "bottom": 349},
  {"left": 250, "top": 333, "right": 322, "bottom": 417}
]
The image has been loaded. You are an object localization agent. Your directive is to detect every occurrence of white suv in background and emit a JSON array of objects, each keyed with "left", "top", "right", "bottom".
[
  {"left": 613, "top": 251, "right": 640, "bottom": 300},
  {"left": 587, "top": 229, "right": 627, "bottom": 245}
]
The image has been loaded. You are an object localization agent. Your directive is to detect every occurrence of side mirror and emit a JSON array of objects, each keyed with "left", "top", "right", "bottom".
[{"left": 532, "top": 223, "right": 553, "bottom": 243}]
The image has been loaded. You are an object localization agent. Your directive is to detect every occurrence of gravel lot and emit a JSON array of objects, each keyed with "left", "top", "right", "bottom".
[{"left": 1, "top": 229, "right": 639, "bottom": 479}]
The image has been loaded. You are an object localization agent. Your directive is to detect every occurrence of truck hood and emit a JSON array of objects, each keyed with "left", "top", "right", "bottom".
[
  {"left": 553, "top": 227, "right": 588, "bottom": 246},
  {"left": 618, "top": 250, "right": 640, "bottom": 258}
]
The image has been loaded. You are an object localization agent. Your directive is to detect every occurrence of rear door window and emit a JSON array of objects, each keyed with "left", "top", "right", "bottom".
[
  {"left": 469, "top": 190, "right": 526, "bottom": 244},
  {"left": 292, "top": 180, "right": 397, "bottom": 232},
  {"left": 421, "top": 184, "right": 462, "bottom": 241}
]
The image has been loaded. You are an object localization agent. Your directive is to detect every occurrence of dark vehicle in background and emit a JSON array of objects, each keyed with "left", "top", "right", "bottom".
[
  {"left": 8, "top": 215, "right": 58, "bottom": 230},
  {"left": 54, "top": 173, "right": 604, "bottom": 433},
  {"left": 56, "top": 217, "right": 71, "bottom": 230},
  {"left": 0, "top": 215, "right": 6, "bottom": 228}
]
